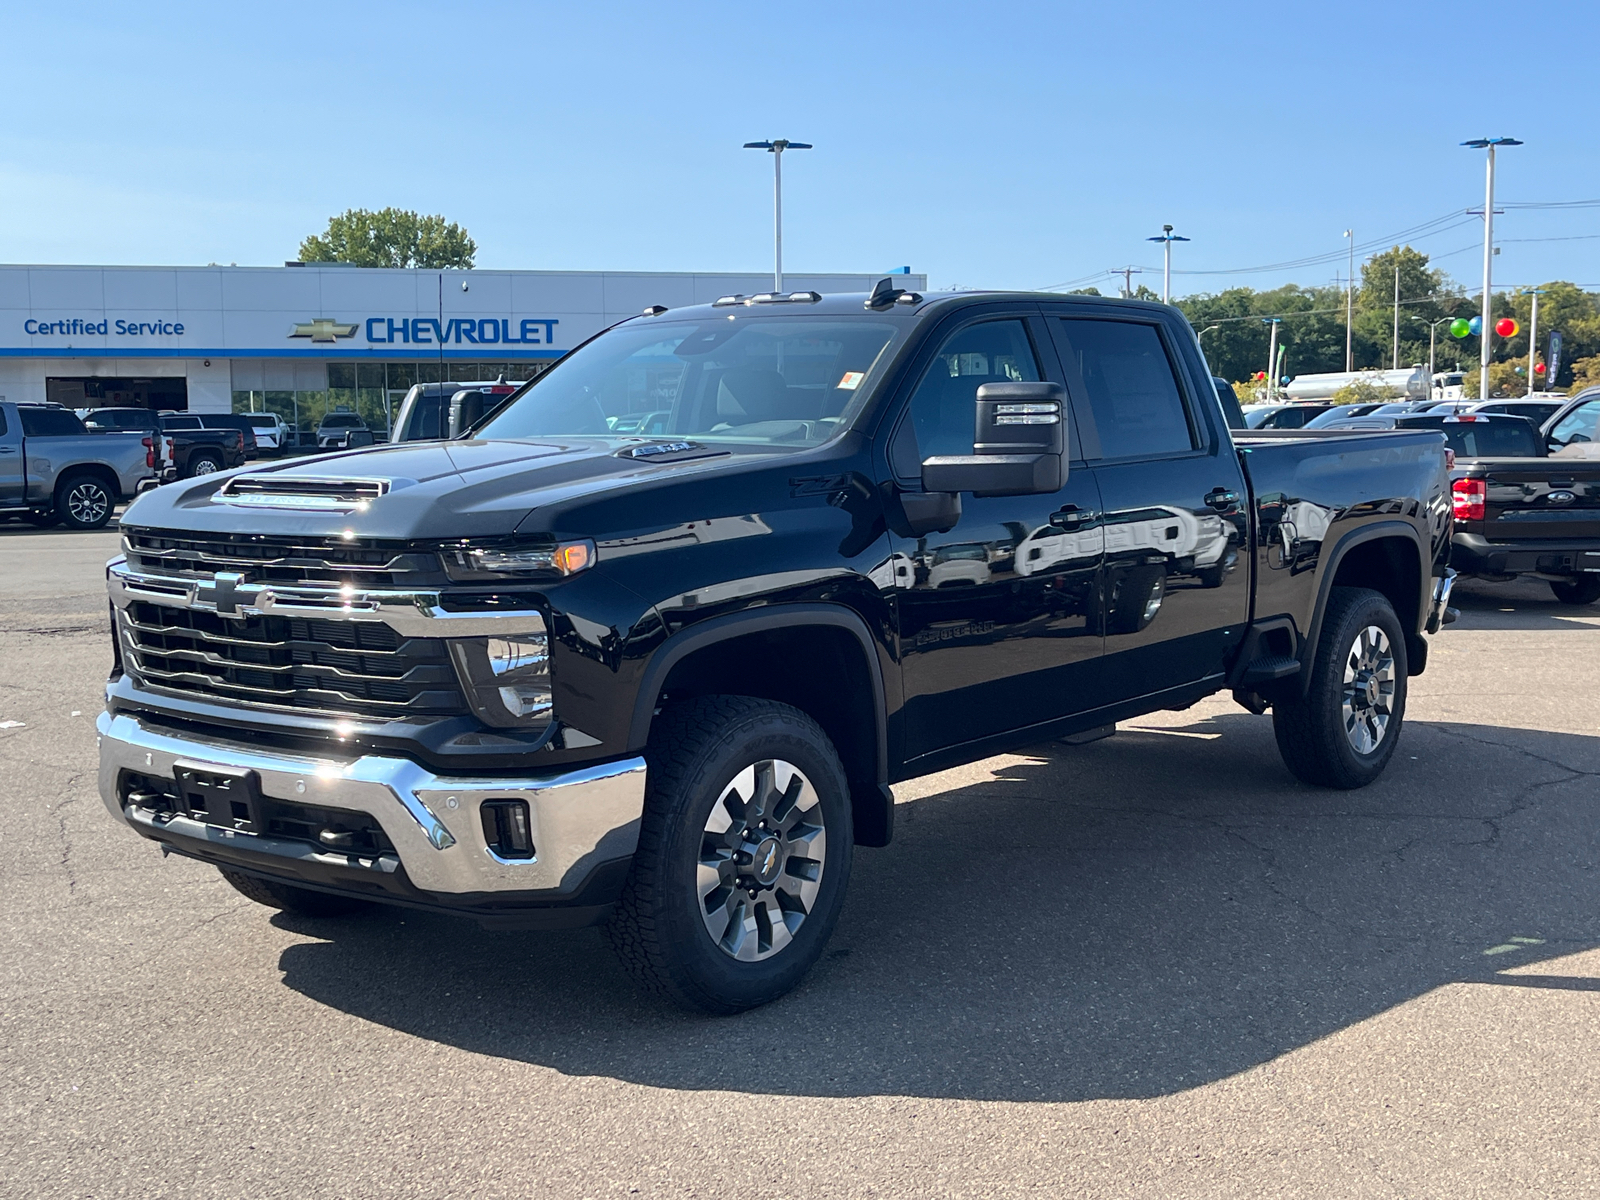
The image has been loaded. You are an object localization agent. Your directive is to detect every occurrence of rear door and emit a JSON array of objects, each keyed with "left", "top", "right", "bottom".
[{"left": 1047, "top": 313, "right": 1250, "bottom": 701}]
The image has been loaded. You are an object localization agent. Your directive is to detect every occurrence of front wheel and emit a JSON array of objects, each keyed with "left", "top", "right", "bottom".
[
  {"left": 1550, "top": 577, "right": 1600, "bottom": 605},
  {"left": 1272, "top": 587, "right": 1408, "bottom": 789},
  {"left": 607, "top": 696, "right": 854, "bottom": 1014}
]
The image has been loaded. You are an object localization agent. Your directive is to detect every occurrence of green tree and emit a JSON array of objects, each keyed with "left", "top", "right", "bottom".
[
  {"left": 1329, "top": 378, "right": 1400, "bottom": 405},
  {"left": 298, "top": 208, "right": 476, "bottom": 269},
  {"left": 1352, "top": 245, "right": 1465, "bottom": 372}
]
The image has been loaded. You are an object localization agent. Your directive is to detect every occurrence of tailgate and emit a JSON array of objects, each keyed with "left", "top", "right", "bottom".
[{"left": 1472, "top": 458, "right": 1600, "bottom": 541}]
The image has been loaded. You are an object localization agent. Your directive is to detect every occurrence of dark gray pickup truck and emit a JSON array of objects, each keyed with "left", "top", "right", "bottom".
[{"left": 96, "top": 288, "right": 1455, "bottom": 1011}]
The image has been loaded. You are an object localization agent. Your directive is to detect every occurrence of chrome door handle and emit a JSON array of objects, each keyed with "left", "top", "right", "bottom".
[
  {"left": 0, "top": 446, "right": 17, "bottom": 455},
  {"left": 1204, "top": 488, "right": 1239, "bottom": 511},
  {"left": 1049, "top": 505, "right": 1099, "bottom": 531}
]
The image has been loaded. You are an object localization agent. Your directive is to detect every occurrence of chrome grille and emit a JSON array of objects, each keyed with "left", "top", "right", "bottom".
[
  {"left": 117, "top": 600, "right": 464, "bottom": 719},
  {"left": 122, "top": 529, "right": 445, "bottom": 589}
]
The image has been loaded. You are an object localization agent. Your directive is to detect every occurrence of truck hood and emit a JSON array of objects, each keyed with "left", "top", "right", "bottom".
[{"left": 118, "top": 436, "right": 749, "bottom": 540}]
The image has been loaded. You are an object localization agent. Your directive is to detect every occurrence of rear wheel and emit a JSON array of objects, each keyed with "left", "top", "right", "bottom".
[
  {"left": 55, "top": 473, "right": 114, "bottom": 531},
  {"left": 1550, "top": 577, "right": 1600, "bottom": 605},
  {"left": 1272, "top": 587, "right": 1407, "bottom": 789},
  {"left": 607, "top": 696, "right": 853, "bottom": 1014},
  {"left": 186, "top": 453, "right": 223, "bottom": 477},
  {"left": 218, "top": 868, "right": 373, "bottom": 917}
]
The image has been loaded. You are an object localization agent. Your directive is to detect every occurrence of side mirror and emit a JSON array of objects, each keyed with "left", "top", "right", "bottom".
[{"left": 921, "top": 381, "right": 1068, "bottom": 497}]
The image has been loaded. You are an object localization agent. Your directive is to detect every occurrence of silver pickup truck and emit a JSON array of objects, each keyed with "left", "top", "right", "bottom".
[{"left": 0, "top": 401, "right": 155, "bottom": 530}]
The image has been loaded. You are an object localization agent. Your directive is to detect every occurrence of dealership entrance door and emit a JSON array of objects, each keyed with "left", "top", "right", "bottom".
[{"left": 47, "top": 377, "right": 188, "bottom": 412}]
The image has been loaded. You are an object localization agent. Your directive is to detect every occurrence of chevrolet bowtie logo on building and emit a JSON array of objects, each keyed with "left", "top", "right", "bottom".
[{"left": 289, "top": 318, "right": 359, "bottom": 343}]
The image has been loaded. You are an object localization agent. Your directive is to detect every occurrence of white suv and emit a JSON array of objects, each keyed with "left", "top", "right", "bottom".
[{"left": 245, "top": 412, "right": 291, "bottom": 454}]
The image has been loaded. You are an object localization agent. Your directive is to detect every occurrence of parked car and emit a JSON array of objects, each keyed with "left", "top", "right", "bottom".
[
  {"left": 1245, "top": 402, "right": 1343, "bottom": 430},
  {"left": 1422, "top": 398, "right": 1564, "bottom": 423},
  {"left": 316, "top": 411, "right": 375, "bottom": 450},
  {"left": 244, "top": 412, "right": 292, "bottom": 454},
  {"left": 97, "top": 289, "right": 1454, "bottom": 1013},
  {"left": 1303, "top": 403, "right": 1391, "bottom": 428},
  {"left": 0, "top": 401, "right": 154, "bottom": 529},
  {"left": 160, "top": 413, "right": 260, "bottom": 460}
]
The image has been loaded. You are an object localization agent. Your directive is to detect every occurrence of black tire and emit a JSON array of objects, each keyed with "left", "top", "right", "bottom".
[
  {"left": 54, "top": 472, "right": 115, "bottom": 531},
  {"left": 186, "top": 453, "right": 224, "bottom": 478},
  {"left": 217, "top": 867, "right": 373, "bottom": 917},
  {"left": 1272, "top": 587, "right": 1408, "bottom": 789},
  {"left": 1550, "top": 577, "right": 1600, "bottom": 605},
  {"left": 607, "top": 695, "right": 854, "bottom": 1014}
]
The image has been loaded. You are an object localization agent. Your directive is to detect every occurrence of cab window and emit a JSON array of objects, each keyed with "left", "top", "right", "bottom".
[
  {"left": 903, "top": 319, "right": 1042, "bottom": 460},
  {"left": 1549, "top": 400, "right": 1600, "bottom": 449},
  {"left": 1053, "top": 319, "right": 1195, "bottom": 460}
]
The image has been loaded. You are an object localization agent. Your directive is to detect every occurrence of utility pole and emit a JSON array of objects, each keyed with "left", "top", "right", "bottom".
[
  {"left": 1462, "top": 137, "right": 1521, "bottom": 401},
  {"left": 1392, "top": 262, "right": 1401, "bottom": 370},
  {"left": 1525, "top": 288, "right": 1542, "bottom": 396},
  {"left": 1146, "top": 224, "right": 1190, "bottom": 303},
  {"left": 1344, "top": 230, "right": 1355, "bottom": 372},
  {"left": 743, "top": 138, "right": 812, "bottom": 292},
  {"left": 1115, "top": 266, "right": 1143, "bottom": 298}
]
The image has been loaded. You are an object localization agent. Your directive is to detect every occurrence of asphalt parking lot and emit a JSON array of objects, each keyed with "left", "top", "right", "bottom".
[{"left": 4, "top": 525, "right": 1600, "bottom": 1198}]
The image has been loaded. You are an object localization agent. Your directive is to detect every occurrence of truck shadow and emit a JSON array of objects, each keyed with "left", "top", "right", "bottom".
[{"left": 274, "top": 714, "right": 1600, "bottom": 1102}]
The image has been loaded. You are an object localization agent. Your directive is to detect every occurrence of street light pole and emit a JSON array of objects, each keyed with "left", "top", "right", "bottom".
[
  {"left": 1263, "top": 317, "right": 1282, "bottom": 401},
  {"left": 1462, "top": 137, "right": 1521, "bottom": 401},
  {"left": 1525, "top": 288, "right": 1543, "bottom": 396},
  {"left": 1146, "top": 224, "right": 1190, "bottom": 303},
  {"left": 743, "top": 138, "right": 813, "bottom": 292},
  {"left": 1344, "top": 230, "right": 1355, "bottom": 372}
]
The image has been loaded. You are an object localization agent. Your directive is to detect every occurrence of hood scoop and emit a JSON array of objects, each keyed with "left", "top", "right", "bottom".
[
  {"left": 615, "top": 440, "right": 730, "bottom": 464},
  {"left": 214, "top": 475, "right": 392, "bottom": 512}
]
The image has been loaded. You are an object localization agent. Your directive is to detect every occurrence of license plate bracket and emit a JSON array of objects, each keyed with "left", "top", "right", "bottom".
[{"left": 173, "top": 761, "right": 263, "bottom": 833}]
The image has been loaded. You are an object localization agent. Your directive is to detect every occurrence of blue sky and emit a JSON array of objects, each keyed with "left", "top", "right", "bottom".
[{"left": 3, "top": 0, "right": 1597, "bottom": 297}]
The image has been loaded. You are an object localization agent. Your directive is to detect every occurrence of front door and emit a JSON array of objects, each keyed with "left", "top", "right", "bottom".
[
  {"left": 1047, "top": 314, "right": 1250, "bottom": 701},
  {"left": 886, "top": 312, "right": 1106, "bottom": 763},
  {"left": 0, "top": 408, "right": 23, "bottom": 505}
]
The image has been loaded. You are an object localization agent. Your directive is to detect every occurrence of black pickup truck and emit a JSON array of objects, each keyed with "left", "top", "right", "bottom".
[{"left": 96, "top": 288, "right": 1453, "bottom": 1012}]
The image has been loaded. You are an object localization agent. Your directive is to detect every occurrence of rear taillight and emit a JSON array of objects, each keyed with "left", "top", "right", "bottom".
[
  {"left": 142, "top": 436, "right": 155, "bottom": 468},
  {"left": 1452, "top": 477, "right": 1486, "bottom": 521}
]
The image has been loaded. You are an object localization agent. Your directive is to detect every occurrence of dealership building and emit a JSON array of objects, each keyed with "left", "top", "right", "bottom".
[{"left": 0, "top": 264, "right": 925, "bottom": 438}]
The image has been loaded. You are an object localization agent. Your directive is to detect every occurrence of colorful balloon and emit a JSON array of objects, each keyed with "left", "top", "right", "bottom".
[
  {"left": 1468, "top": 315, "right": 1483, "bottom": 336},
  {"left": 1450, "top": 318, "right": 1471, "bottom": 338},
  {"left": 1535, "top": 362, "right": 1547, "bottom": 374},
  {"left": 1495, "top": 317, "right": 1519, "bottom": 338}
]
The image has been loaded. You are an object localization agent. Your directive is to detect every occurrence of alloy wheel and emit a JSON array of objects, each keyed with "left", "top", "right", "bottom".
[
  {"left": 697, "top": 759, "right": 826, "bottom": 962},
  {"left": 66, "top": 482, "right": 109, "bottom": 525},
  {"left": 1341, "top": 624, "right": 1395, "bottom": 755}
]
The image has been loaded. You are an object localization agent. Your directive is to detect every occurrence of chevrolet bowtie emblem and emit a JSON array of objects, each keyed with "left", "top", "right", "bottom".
[
  {"left": 195, "top": 571, "right": 246, "bottom": 615},
  {"left": 289, "top": 318, "right": 358, "bottom": 343}
]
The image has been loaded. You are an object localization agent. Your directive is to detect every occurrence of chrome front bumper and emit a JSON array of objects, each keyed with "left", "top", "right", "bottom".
[
  {"left": 1426, "top": 567, "right": 1458, "bottom": 634},
  {"left": 97, "top": 710, "right": 646, "bottom": 897}
]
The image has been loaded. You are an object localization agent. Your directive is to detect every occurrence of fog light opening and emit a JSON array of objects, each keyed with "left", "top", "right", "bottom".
[{"left": 481, "top": 799, "right": 535, "bottom": 860}]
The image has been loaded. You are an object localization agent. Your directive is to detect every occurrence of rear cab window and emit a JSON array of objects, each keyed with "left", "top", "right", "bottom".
[
  {"left": 20, "top": 408, "right": 86, "bottom": 437},
  {"left": 1050, "top": 318, "right": 1197, "bottom": 460}
]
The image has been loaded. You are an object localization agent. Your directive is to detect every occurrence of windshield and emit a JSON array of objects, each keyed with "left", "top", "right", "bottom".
[
  {"left": 478, "top": 315, "right": 902, "bottom": 447},
  {"left": 321, "top": 413, "right": 362, "bottom": 428}
]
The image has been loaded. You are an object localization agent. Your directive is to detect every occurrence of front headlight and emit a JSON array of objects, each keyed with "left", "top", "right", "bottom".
[
  {"left": 448, "top": 634, "right": 554, "bottom": 728},
  {"left": 440, "top": 538, "right": 594, "bottom": 582}
]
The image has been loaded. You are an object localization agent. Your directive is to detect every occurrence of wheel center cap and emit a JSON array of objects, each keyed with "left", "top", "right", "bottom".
[{"left": 752, "top": 836, "right": 783, "bottom": 886}]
